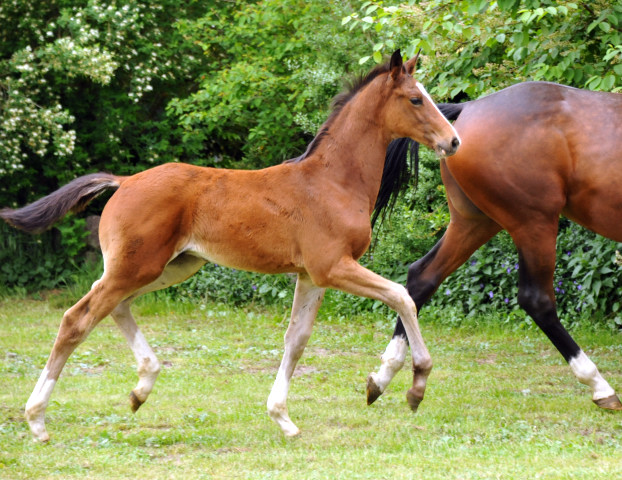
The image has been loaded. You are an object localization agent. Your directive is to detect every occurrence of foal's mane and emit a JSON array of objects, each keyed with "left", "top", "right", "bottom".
[
  {"left": 287, "top": 62, "right": 392, "bottom": 163},
  {"left": 287, "top": 60, "right": 419, "bottom": 228}
]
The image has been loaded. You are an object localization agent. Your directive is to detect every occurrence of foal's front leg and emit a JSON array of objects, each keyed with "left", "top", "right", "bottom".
[
  {"left": 316, "top": 258, "right": 432, "bottom": 411},
  {"left": 267, "top": 273, "right": 325, "bottom": 436}
]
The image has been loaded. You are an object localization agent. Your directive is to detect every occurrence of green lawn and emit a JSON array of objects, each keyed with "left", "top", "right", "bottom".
[{"left": 1, "top": 296, "right": 621, "bottom": 479}]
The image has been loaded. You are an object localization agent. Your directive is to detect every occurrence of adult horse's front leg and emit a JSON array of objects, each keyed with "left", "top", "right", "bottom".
[
  {"left": 513, "top": 227, "right": 622, "bottom": 410},
  {"left": 267, "top": 273, "right": 325, "bottom": 436}
]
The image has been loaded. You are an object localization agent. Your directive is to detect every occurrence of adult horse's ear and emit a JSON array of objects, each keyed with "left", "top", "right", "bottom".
[
  {"left": 389, "top": 49, "right": 403, "bottom": 81},
  {"left": 404, "top": 49, "right": 421, "bottom": 75}
]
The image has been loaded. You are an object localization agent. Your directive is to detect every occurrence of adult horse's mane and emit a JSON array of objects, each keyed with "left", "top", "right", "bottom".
[{"left": 288, "top": 61, "right": 420, "bottom": 227}]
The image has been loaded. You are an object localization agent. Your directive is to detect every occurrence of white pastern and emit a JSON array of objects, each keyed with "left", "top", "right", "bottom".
[
  {"left": 369, "top": 335, "right": 408, "bottom": 393},
  {"left": 25, "top": 367, "right": 56, "bottom": 441},
  {"left": 569, "top": 350, "right": 615, "bottom": 400}
]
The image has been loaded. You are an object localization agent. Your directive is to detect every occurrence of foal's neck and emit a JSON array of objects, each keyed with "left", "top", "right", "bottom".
[{"left": 307, "top": 87, "right": 391, "bottom": 208}]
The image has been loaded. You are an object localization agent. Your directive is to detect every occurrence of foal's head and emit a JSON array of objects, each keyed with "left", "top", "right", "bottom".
[{"left": 376, "top": 50, "right": 460, "bottom": 157}]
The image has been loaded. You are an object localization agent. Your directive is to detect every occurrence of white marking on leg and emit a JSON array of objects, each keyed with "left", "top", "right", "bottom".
[
  {"left": 369, "top": 335, "right": 408, "bottom": 393},
  {"left": 25, "top": 367, "right": 56, "bottom": 442},
  {"left": 112, "top": 304, "right": 160, "bottom": 405},
  {"left": 569, "top": 350, "right": 615, "bottom": 401},
  {"left": 267, "top": 275, "right": 324, "bottom": 436}
]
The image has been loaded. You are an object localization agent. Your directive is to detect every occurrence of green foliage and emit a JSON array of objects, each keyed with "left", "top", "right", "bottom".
[
  {"left": 0, "top": 220, "right": 81, "bottom": 291},
  {"left": 0, "top": 0, "right": 208, "bottom": 207},
  {"left": 430, "top": 222, "right": 622, "bottom": 328},
  {"left": 168, "top": 0, "right": 371, "bottom": 167},
  {"left": 345, "top": 1, "right": 622, "bottom": 98}
]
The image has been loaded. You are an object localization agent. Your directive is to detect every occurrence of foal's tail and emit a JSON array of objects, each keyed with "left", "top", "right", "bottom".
[{"left": 0, "top": 173, "right": 122, "bottom": 234}]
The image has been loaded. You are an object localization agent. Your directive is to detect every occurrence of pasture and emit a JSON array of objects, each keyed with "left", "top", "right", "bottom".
[{"left": 1, "top": 295, "right": 621, "bottom": 479}]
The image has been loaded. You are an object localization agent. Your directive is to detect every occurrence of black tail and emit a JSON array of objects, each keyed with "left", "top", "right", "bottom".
[
  {"left": 437, "top": 102, "right": 466, "bottom": 121},
  {"left": 0, "top": 173, "right": 120, "bottom": 234},
  {"left": 372, "top": 102, "right": 467, "bottom": 227}
]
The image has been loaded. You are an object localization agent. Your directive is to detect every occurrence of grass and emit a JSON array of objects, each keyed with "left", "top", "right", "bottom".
[{"left": 1, "top": 294, "right": 622, "bottom": 479}]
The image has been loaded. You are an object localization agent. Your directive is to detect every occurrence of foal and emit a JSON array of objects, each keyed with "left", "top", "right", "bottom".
[{"left": 1, "top": 51, "right": 459, "bottom": 441}]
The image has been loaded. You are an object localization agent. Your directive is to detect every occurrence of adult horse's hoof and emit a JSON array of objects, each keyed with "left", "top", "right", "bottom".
[
  {"left": 406, "top": 389, "right": 423, "bottom": 412},
  {"left": 366, "top": 375, "right": 383, "bottom": 405},
  {"left": 593, "top": 394, "right": 622, "bottom": 410},
  {"left": 129, "top": 391, "right": 144, "bottom": 413}
]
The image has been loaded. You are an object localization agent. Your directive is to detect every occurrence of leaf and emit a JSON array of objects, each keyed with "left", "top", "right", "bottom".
[
  {"left": 601, "top": 75, "right": 616, "bottom": 91},
  {"left": 599, "top": 22, "right": 611, "bottom": 33},
  {"left": 497, "top": 0, "right": 519, "bottom": 12},
  {"left": 359, "top": 56, "right": 371, "bottom": 65}
]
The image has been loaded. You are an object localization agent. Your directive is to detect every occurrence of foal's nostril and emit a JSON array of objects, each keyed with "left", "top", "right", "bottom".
[{"left": 451, "top": 137, "right": 460, "bottom": 150}]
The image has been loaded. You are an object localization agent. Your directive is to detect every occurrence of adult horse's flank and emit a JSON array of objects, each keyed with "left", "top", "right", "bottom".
[
  {"left": 1, "top": 51, "right": 460, "bottom": 441},
  {"left": 366, "top": 81, "right": 622, "bottom": 412}
]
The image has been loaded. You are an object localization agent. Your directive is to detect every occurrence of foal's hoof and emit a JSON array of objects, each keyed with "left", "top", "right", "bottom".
[
  {"left": 406, "top": 389, "right": 423, "bottom": 412},
  {"left": 129, "top": 391, "right": 144, "bottom": 413},
  {"left": 366, "top": 375, "right": 383, "bottom": 405},
  {"left": 593, "top": 394, "right": 622, "bottom": 411}
]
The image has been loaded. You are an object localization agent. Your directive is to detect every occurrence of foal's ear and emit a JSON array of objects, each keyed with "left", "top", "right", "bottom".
[
  {"left": 389, "top": 49, "right": 404, "bottom": 81},
  {"left": 404, "top": 49, "right": 421, "bottom": 75}
]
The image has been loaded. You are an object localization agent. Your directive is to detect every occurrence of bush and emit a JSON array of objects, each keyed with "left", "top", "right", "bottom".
[{"left": 429, "top": 221, "right": 622, "bottom": 328}]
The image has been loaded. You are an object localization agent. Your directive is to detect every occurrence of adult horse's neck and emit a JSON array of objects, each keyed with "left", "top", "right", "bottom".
[{"left": 305, "top": 84, "right": 391, "bottom": 213}]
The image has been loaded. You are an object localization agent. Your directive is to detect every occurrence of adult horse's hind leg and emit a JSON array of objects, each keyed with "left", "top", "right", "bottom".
[
  {"left": 25, "top": 281, "right": 129, "bottom": 441},
  {"left": 267, "top": 273, "right": 325, "bottom": 436},
  {"left": 513, "top": 226, "right": 622, "bottom": 410}
]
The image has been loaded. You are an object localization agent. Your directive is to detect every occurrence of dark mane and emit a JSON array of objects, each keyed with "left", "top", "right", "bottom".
[
  {"left": 371, "top": 138, "right": 419, "bottom": 228},
  {"left": 286, "top": 62, "right": 392, "bottom": 163}
]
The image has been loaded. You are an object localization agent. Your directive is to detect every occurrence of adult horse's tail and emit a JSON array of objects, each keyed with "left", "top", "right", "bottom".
[
  {"left": 371, "top": 102, "right": 467, "bottom": 228},
  {"left": 0, "top": 173, "right": 121, "bottom": 234}
]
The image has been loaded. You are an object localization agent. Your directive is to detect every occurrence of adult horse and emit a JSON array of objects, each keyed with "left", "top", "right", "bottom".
[
  {"left": 0, "top": 51, "right": 460, "bottom": 441},
  {"left": 366, "top": 81, "right": 622, "bottom": 412}
]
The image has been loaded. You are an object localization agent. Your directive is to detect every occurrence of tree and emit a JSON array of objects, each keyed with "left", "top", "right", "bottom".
[
  {"left": 0, "top": 0, "right": 207, "bottom": 206},
  {"left": 344, "top": 1, "right": 622, "bottom": 99}
]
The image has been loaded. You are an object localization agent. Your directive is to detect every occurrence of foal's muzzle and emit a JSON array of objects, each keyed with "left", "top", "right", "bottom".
[{"left": 436, "top": 136, "right": 461, "bottom": 157}]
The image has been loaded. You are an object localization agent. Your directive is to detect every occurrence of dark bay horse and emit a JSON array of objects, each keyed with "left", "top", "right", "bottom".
[
  {"left": 0, "top": 51, "right": 460, "bottom": 441},
  {"left": 366, "top": 81, "right": 622, "bottom": 412}
]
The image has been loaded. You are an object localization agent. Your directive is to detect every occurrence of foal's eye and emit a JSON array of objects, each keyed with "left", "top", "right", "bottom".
[{"left": 410, "top": 97, "right": 423, "bottom": 106}]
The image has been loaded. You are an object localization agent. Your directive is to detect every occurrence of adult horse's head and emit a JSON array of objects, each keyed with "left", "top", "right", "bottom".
[{"left": 381, "top": 50, "right": 460, "bottom": 157}]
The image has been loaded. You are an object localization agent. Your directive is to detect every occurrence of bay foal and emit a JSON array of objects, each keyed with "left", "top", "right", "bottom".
[{"left": 1, "top": 51, "right": 459, "bottom": 441}]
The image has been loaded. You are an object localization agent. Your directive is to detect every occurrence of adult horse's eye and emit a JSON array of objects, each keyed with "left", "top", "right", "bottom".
[{"left": 410, "top": 97, "right": 423, "bottom": 106}]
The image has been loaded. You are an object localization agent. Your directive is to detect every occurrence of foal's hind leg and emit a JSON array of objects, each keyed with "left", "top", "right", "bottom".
[
  {"left": 111, "top": 301, "right": 161, "bottom": 412},
  {"left": 25, "top": 281, "right": 128, "bottom": 441},
  {"left": 267, "top": 273, "right": 325, "bottom": 436},
  {"left": 112, "top": 253, "right": 206, "bottom": 413},
  {"left": 512, "top": 227, "right": 622, "bottom": 410}
]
